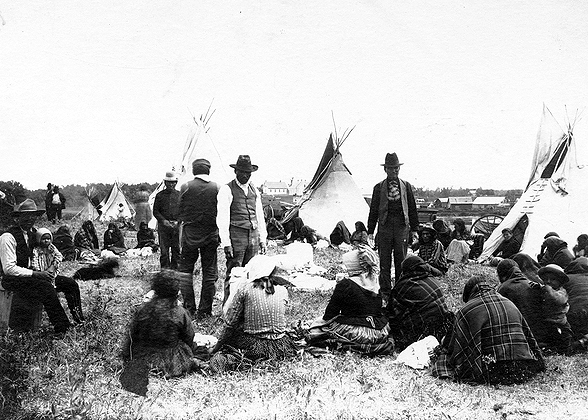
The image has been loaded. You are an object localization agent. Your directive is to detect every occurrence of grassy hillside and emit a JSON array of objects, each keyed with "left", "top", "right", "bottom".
[{"left": 2, "top": 220, "right": 588, "bottom": 419}]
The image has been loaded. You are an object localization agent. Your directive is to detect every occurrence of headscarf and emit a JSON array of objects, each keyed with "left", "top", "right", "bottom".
[
  {"left": 342, "top": 246, "right": 380, "bottom": 294},
  {"left": 35, "top": 227, "right": 53, "bottom": 243},
  {"left": 246, "top": 254, "right": 278, "bottom": 294},
  {"left": 399, "top": 255, "right": 430, "bottom": 282},
  {"left": 496, "top": 259, "right": 522, "bottom": 283},
  {"left": 462, "top": 275, "right": 494, "bottom": 303}
]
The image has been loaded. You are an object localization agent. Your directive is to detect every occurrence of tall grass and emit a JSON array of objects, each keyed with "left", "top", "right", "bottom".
[{"left": 1, "top": 226, "right": 588, "bottom": 419}]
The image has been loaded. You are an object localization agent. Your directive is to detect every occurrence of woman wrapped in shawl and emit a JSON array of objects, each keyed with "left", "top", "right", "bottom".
[
  {"left": 539, "top": 236, "right": 574, "bottom": 269},
  {"left": 120, "top": 270, "right": 196, "bottom": 396},
  {"left": 209, "top": 255, "right": 298, "bottom": 373},
  {"left": 74, "top": 220, "right": 100, "bottom": 253},
  {"left": 136, "top": 221, "right": 159, "bottom": 252},
  {"left": 564, "top": 257, "right": 588, "bottom": 339},
  {"left": 511, "top": 253, "right": 543, "bottom": 284},
  {"left": 415, "top": 225, "right": 448, "bottom": 276},
  {"left": 387, "top": 255, "right": 454, "bottom": 350},
  {"left": 350, "top": 221, "right": 369, "bottom": 247},
  {"left": 52, "top": 225, "right": 79, "bottom": 261},
  {"left": 573, "top": 234, "right": 588, "bottom": 258},
  {"left": 307, "top": 246, "right": 394, "bottom": 356},
  {"left": 103, "top": 222, "right": 127, "bottom": 255},
  {"left": 432, "top": 275, "right": 545, "bottom": 385}
]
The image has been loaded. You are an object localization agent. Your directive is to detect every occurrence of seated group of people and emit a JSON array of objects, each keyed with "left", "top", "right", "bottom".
[
  {"left": 51, "top": 220, "right": 159, "bottom": 262},
  {"left": 121, "top": 228, "right": 588, "bottom": 391}
]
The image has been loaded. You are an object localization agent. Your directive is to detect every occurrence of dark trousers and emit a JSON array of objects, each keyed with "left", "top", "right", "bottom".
[
  {"left": 377, "top": 215, "right": 409, "bottom": 298},
  {"left": 178, "top": 241, "right": 218, "bottom": 316},
  {"left": 158, "top": 224, "right": 180, "bottom": 269},
  {"left": 55, "top": 275, "right": 84, "bottom": 322},
  {"left": 51, "top": 205, "right": 63, "bottom": 222},
  {"left": 224, "top": 226, "right": 259, "bottom": 302},
  {"left": 1, "top": 276, "right": 71, "bottom": 333}
]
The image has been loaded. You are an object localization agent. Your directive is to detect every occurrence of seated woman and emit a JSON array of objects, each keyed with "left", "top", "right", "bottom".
[
  {"left": 285, "top": 216, "right": 327, "bottom": 245},
  {"left": 432, "top": 275, "right": 545, "bottom": 385},
  {"left": 350, "top": 221, "right": 369, "bottom": 247},
  {"left": 120, "top": 270, "right": 196, "bottom": 396},
  {"left": 74, "top": 220, "right": 101, "bottom": 261},
  {"left": 387, "top": 255, "right": 453, "bottom": 350},
  {"left": 415, "top": 225, "right": 448, "bottom": 276},
  {"left": 539, "top": 236, "right": 574, "bottom": 269},
  {"left": 103, "top": 223, "right": 127, "bottom": 255},
  {"left": 492, "top": 228, "right": 521, "bottom": 259},
  {"left": 432, "top": 219, "right": 452, "bottom": 250},
  {"left": 564, "top": 257, "right": 588, "bottom": 339},
  {"left": 52, "top": 225, "right": 79, "bottom": 261},
  {"left": 210, "top": 255, "right": 298, "bottom": 372},
  {"left": 330, "top": 220, "right": 351, "bottom": 246},
  {"left": 511, "top": 253, "right": 543, "bottom": 284},
  {"left": 307, "top": 247, "right": 393, "bottom": 356},
  {"left": 445, "top": 218, "right": 471, "bottom": 264},
  {"left": 496, "top": 259, "right": 542, "bottom": 336},
  {"left": 573, "top": 234, "right": 588, "bottom": 258},
  {"left": 136, "top": 221, "right": 159, "bottom": 252}
]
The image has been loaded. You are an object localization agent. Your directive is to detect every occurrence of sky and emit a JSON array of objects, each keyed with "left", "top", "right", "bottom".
[{"left": 1, "top": 1, "right": 588, "bottom": 193}]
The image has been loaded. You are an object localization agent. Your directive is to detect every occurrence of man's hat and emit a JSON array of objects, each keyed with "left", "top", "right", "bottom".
[
  {"left": 192, "top": 158, "right": 211, "bottom": 175},
  {"left": 11, "top": 198, "right": 45, "bottom": 217},
  {"left": 230, "top": 155, "right": 258, "bottom": 172},
  {"left": 381, "top": 153, "right": 403, "bottom": 167},
  {"left": 163, "top": 171, "right": 178, "bottom": 182},
  {"left": 538, "top": 264, "right": 569, "bottom": 285}
]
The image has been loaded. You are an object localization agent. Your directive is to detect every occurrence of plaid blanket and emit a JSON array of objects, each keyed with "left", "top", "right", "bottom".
[{"left": 432, "top": 285, "right": 545, "bottom": 384}]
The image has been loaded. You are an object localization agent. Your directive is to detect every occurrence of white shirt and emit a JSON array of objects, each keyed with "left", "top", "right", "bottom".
[
  {"left": 217, "top": 179, "right": 267, "bottom": 247},
  {"left": 0, "top": 230, "right": 34, "bottom": 284}
]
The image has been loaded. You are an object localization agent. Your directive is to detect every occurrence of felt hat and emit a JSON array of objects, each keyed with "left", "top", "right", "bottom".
[
  {"left": 538, "top": 264, "right": 569, "bottom": 285},
  {"left": 163, "top": 171, "right": 178, "bottom": 182},
  {"left": 11, "top": 198, "right": 45, "bottom": 217},
  {"left": 192, "top": 158, "right": 211, "bottom": 175},
  {"left": 418, "top": 224, "right": 437, "bottom": 240},
  {"left": 381, "top": 153, "right": 403, "bottom": 167},
  {"left": 230, "top": 155, "right": 258, "bottom": 172}
]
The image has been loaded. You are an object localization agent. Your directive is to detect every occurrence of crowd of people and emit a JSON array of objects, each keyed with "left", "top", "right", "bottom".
[{"left": 3, "top": 152, "right": 588, "bottom": 395}]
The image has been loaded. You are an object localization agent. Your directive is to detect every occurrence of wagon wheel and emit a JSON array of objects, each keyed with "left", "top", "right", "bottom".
[{"left": 470, "top": 214, "right": 504, "bottom": 240}]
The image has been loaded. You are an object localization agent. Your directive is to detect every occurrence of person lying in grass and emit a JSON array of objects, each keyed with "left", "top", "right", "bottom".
[
  {"left": 432, "top": 275, "right": 545, "bottom": 385},
  {"left": 387, "top": 255, "right": 453, "bottom": 350},
  {"left": 306, "top": 246, "right": 394, "bottom": 356},
  {"left": 209, "top": 255, "right": 297, "bottom": 373},
  {"left": 120, "top": 270, "right": 197, "bottom": 396}
]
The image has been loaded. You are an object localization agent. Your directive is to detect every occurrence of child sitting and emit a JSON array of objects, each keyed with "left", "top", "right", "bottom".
[{"left": 31, "top": 228, "right": 84, "bottom": 323}]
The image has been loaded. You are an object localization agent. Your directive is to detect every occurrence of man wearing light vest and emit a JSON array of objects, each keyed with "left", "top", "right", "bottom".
[{"left": 217, "top": 155, "right": 267, "bottom": 303}]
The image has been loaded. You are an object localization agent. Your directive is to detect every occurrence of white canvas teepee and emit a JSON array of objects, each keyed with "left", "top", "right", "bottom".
[
  {"left": 148, "top": 110, "right": 229, "bottom": 228},
  {"left": 282, "top": 132, "right": 369, "bottom": 237},
  {"left": 97, "top": 181, "right": 135, "bottom": 222},
  {"left": 480, "top": 106, "right": 588, "bottom": 260}
]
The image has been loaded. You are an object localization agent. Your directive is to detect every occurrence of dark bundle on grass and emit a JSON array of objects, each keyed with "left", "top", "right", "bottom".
[{"left": 73, "top": 258, "right": 119, "bottom": 281}]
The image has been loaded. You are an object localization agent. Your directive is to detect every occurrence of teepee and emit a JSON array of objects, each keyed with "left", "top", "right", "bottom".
[
  {"left": 73, "top": 186, "right": 102, "bottom": 221},
  {"left": 148, "top": 108, "right": 229, "bottom": 228},
  {"left": 97, "top": 181, "right": 135, "bottom": 222},
  {"left": 480, "top": 106, "right": 588, "bottom": 260},
  {"left": 282, "top": 130, "right": 369, "bottom": 237}
]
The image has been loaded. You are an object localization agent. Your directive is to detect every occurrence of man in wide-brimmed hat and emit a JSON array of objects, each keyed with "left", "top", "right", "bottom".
[
  {"left": 153, "top": 171, "right": 181, "bottom": 269},
  {"left": 177, "top": 158, "right": 221, "bottom": 319},
  {"left": 367, "top": 153, "right": 419, "bottom": 303},
  {"left": 217, "top": 155, "right": 267, "bottom": 302},
  {"left": 0, "top": 199, "right": 70, "bottom": 335}
]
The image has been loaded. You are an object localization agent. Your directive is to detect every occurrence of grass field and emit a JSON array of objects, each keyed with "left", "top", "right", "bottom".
[{"left": 2, "top": 220, "right": 588, "bottom": 419}]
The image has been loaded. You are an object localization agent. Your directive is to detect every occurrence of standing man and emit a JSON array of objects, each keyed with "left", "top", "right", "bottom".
[
  {"left": 217, "top": 155, "right": 267, "bottom": 302},
  {"left": 0, "top": 199, "right": 70, "bottom": 335},
  {"left": 153, "top": 171, "right": 181, "bottom": 269},
  {"left": 367, "top": 153, "right": 419, "bottom": 303},
  {"left": 178, "top": 159, "right": 221, "bottom": 319},
  {"left": 50, "top": 185, "right": 66, "bottom": 223}
]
